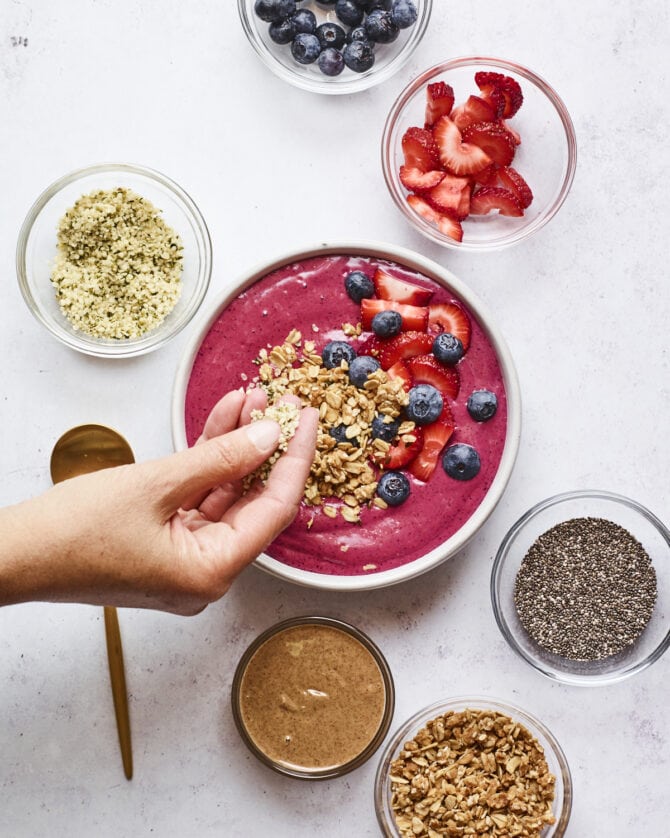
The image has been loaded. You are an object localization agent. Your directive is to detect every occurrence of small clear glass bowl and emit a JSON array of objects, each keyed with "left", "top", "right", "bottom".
[
  {"left": 374, "top": 696, "right": 572, "bottom": 836},
  {"left": 238, "top": 0, "right": 432, "bottom": 95},
  {"left": 382, "top": 56, "right": 577, "bottom": 250},
  {"left": 491, "top": 490, "right": 670, "bottom": 686},
  {"left": 16, "top": 163, "right": 212, "bottom": 358}
]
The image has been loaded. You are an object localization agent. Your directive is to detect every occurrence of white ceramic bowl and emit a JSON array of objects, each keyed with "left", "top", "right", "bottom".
[{"left": 172, "top": 241, "right": 521, "bottom": 590}]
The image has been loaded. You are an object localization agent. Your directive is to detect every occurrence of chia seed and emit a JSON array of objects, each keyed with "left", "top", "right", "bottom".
[{"left": 513, "top": 517, "right": 657, "bottom": 661}]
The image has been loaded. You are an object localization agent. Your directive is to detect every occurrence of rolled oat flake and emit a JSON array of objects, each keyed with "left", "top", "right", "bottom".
[{"left": 514, "top": 517, "right": 657, "bottom": 661}]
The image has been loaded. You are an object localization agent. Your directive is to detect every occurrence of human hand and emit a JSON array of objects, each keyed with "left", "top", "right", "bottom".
[{"left": 0, "top": 389, "right": 318, "bottom": 614}]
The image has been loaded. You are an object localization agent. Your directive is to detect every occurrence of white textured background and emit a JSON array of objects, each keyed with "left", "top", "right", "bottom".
[{"left": 1, "top": 1, "right": 668, "bottom": 836}]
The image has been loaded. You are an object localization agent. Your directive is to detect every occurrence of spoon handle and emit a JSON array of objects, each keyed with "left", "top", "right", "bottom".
[{"left": 103, "top": 606, "right": 133, "bottom": 780}]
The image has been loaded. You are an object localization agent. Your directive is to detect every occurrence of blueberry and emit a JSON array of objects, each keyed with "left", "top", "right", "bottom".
[
  {"left": 254, "top": 0, "right": 296, "bottom": 23},
  {"left": 364, "top": 9, "right": 399, "bottom": 42},
  {"left": 467, "top": 389, "right": 498, "bottom": 422},
  {"left": 442, "top": 443, "right": 481, "bottom": 481},
  {"left": 371, "top": 309, "right": 402, "bottom": 338},
  {"left": 376, "top": 471, "right": 410, "bottom": 506},
  {"left": 348, "top": 354, "right": 381, "bottom": 387},
  {"left": 321, "top": 340, "right": 357, "bottom": 368},
  {"left": 335, "top": 0, "right": 364, "bottom": 26},
  {"left": 390, "top": 0, "right": 417, "bottom": 28},
  {"left": 343, "top": 40, "right": 375, "bottom": 72},
  {"left": 371, "top": 414, "right": 399, "bottom": 442},
  {"left": 359, "top": 0, "right": 392, "bottom": 10},
  {"left": 406, "top": 384, "right": 443, "bottom": 425},
  {"left": 269, "top": 16, "right": 296, "bottom": 43},
  {"left": 329, "top": 423, "right": 358, "bottom": 447},
  {"left": 346, "top": 25, "right": 373, "bottom": 45},
  {"left": 291, "top": 8, "right": 317, "bottom": 34},
  {"left": 318, "top": 47, "right": 345, "bottom": 76},
  {"left": 316, "top": 21, "right": 346, "bottom": 50},
  {"left": 315, "top": 0, "right": 337, "bottom": 5},
  {"left": 344, "top": 270, "right": 375, "bottom": 303},
  {"left": 291, "top": 32, "right": 321, "bottom": 64},
  {"left": 432, "top": 332, "right": 464, "bottom": 365}
]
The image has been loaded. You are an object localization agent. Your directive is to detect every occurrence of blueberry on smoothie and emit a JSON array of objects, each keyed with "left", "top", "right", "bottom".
[
  {"left": 344, "top": 270, "right": 375, "bottom": 303},
  {"left": 376, "top": 471, "right": 410, "bottom": 506},
  {"left": 442, "top": 443, "right": 481, "bottom": 481},
  {"left": 371, "top": 414, "right": 399, "bottom": 442},
  {"left": 432, "top": 332, "right": 464, "bottom": 366},
  {"left": 316, "top": 21, "right": 346, "bottom": 50},
  {"left": 318, "top": 47, "right": 345, "bottom": 76},
  {"left": 406, "top": 384, "right": 443, "bottom": 425},
  {"left": 343, "top": 40, "right": 375, "bottom": 72},
  {"left": 291, "top": 32, "right": 321, "bottom": 64},
  {"left": 371, "top": 309, "right": 402, "bottom": 338},
  {"left": 391, "top": 0, "right": 417, "bottom": 28},
  {"left": 322, "top": 340, "right": 357, "bottom": 369},
  {"left": 254, "top": 0, "right": 296, "bottom": 23},
  {"left": 329, "top": 423, "right": 358, "bottom": 446},
  {"left": 364, "top": 9, "right": 399, "bottom": 43},
  {"left": 467, "top": 389, "right": 498, "bottom": 422},
  {"left": 348, "top": 355, "right": 381, "bottom": 387},
  {"left": 335, "top": 0, "right": 364, "bottom": 26},
  {"left": 291, "top": 8, "right": 317, "bottom": 34}
]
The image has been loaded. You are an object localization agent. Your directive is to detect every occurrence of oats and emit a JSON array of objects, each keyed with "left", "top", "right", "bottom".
[{"left": 323, "top": 505, "right": 338, "bottom": 519}]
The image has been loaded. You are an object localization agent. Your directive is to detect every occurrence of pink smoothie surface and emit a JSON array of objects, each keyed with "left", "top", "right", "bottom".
[{"left": 184, "top": 254, "right": 508, "bottom": 576}]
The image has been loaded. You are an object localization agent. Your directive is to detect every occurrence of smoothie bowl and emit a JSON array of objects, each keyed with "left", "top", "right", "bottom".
[{"left": 172, "top": 242, "right": 520, "bottom": 590}]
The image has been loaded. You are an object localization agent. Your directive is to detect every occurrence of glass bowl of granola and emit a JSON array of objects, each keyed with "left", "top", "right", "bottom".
[
  {"left": 16, "top": 162, "right": 212, "bottom": 358},
  {"left": 374, "top": 696, "right": 572, "bottom": 836},
  {"left": 172, "top": 240, "right": 521, "bottom": 590}
]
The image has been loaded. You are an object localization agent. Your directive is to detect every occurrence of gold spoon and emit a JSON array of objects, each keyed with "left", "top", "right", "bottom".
[{"left": 50, "top": 424, "right": 134, "bottom": 781}]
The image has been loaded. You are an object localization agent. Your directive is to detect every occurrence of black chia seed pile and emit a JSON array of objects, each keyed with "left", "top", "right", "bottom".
[{"left": 513, "top": 517, "right": 658, "bottom": 661}]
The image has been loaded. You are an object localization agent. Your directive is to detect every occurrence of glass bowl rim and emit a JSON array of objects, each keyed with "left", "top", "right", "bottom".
[
  {"left": 15, "top": 161, "right": 213, "bottom": 359},
  {"left": 373, "top": 694, "right": 573, "bottom": 836},
  {"left": 237, "top": 0, "right": 433, "bottom": 95},
  {"left": 230, "top": 614, "right": 395, "bottom": 779},
  {"left": 381, "top": 55, "right": 578, "bottom": 252},
  {"left": 491, "top": 489, "right": 670, "bottom": 686}
]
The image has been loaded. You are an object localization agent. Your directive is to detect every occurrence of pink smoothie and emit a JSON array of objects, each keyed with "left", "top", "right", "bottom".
[{"left": 184, "top": 254, "right": 508, "bottom": 576}]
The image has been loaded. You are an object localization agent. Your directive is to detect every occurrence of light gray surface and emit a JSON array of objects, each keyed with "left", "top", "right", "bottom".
[{"left": 1, "top": 2, "right": 668, "bottom": 836}]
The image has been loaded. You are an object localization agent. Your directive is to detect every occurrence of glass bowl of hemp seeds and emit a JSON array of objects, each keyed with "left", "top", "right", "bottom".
[
  {"left": 16, "top": 163, "right": 212, "bottom": 358},
  {"left": 491, "top": 490, "right": 670, "bottom": 686}
]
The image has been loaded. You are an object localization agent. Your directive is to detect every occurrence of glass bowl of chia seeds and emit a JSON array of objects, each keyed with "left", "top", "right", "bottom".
[
  {"left": 16, "top": 163, "right": 212, "bottom": 358},
  {"left": 491, "top": 490, "right": 670, "bottom": 686},
  {"left": 238, "top": 0, "right": 432, "bottom": 95}
]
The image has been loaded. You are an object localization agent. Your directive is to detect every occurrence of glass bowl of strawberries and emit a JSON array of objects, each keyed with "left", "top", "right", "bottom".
[{"left": 382, "top": 57, "right": 577, "bottom": 250}]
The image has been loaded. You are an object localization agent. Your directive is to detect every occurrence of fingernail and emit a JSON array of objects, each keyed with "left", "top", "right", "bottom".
[{"left": 245, "top": 419, "right": 280, "bottom": 453}]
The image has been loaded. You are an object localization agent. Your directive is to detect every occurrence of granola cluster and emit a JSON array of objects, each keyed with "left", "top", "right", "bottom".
[
  {"left": 389, "top": 709, "right": 556, "bottom": 837},
  {"left": 252, "top": 328, "right": 414, "bottom": 522}
]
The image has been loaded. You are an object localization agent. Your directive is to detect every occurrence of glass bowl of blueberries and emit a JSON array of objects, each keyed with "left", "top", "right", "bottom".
[{"left": 238, "top": 0, "right": 432, "bottom": 94}]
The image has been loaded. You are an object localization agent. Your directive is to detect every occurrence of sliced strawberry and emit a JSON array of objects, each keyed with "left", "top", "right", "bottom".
[
  {"left": 356, "top": 333, "right": 384, "bottom": 357},
  {"left": 427, "top": 174, "right": 471, "bottom": 218},
  {"left": 385, "top": 360, "right": 412, "bottom": 390},
  {"left": 406, "top": 354, "right": 460, "bottom": 399},
  {"left": 457, "top": 184, "right": 471, "bottom": 218},
  {"left": 471, "top": 163, "right": 498, "bottom": 185},
  {"left": 428, "top": 303, "right": 471, "bottom": 350},
  {"left": 425, "top": 81, "right": 455, "bottom": 128},
  {"left": 496, "top": 166, "right": 533, "bottom": 209},
  {"left": 408, "top": 404, "right": 455, "bottom": 482},
  {"left": 360, "top": 299, "right": 428, "bottom": 332},
  {"left": 450, "top": 95, "right": 498, "bottom": 132},
  {"left": 373, "top": 267, "right": 434, "bottom": 305},
  {"left": 461, "top": 122, "right": 516, "bottom": 167},
  {"left": 501, "top": 119, "right": 521, "bottom": 145},
  {"left": 406, "top": 194, "right": 464, "bottom": 243},
  {"left": 474, "top": 72, "right": 523, "bottom": 118},
  {"left": 378, "top": 330, "right": 435, "bottom": 370},
  {"left": 401, "top": 126, "right": 440, "bottom": 172},
  {"left": 399, "top": 166, "right": 445, "bottom": 195},
  {"left": 378, "top": 427, "right": 424, "bottom": 470},
  {"left": 433, "top": 115, "right": 492, "bottom": 177},
  {"left": 470, "top": 186, "right": 524, "bottom": 217}
]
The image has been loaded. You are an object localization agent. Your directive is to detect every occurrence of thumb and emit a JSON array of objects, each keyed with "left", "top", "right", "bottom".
[{"left": 153, "top": 419, "right": 281, "bottom": 513}]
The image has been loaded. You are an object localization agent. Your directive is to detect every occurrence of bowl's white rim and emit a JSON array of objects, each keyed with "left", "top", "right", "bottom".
[{"left": 171, "top": 240, "right": 521, "bottom": 591}]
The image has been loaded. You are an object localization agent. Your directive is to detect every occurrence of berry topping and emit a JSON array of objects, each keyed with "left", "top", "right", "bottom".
[
  {"left": 379, "top": 427, "right": 424, "bottom": 469},
  {"left": 343, "top": 39, "right": 375, "bottom": 72},
  {"left": 469, "top": 186, "right": 524, "bottom": 217},
  {"left": 406, "top": 195, "right": 464, "bottom": 242},
  {"left": 405, "top": 383, "right": 444, "bottom": 426},
  {"left": 348, "top": 354, "right": 381, "bottom": 387},
  {"left": 461, "top": 121, "right": 516, "bottom": 167},
  {"left": 433, "top": 115, "right": 492, "bottom": 176},
  {"left": 360, "top": 299, "right": 429, "bottom": 332},
  {"left": 316, "top": 21, "right": 346, "bottom": 50},
  {"left": 424, "top": 81, "right": 455, "bottom": 128},
  {"left": 371, "top": 414, "right": 400, "bottom": 442},
  {"left": 408, "top": 403, "right": 455, "bottom": 482},
  {"left": 467, "top": 389, "right": 498, "bottom": 422},
  {"left": 292, "top": 8, "right": 317, "bottom": 33},
  {"left": 432, "top": 332, "right": 464, "bottom": 365},
  {"left": 391, "top": 0, "right": 418, "bottom": 29},
  {"left": 401, "top": 127, "right": 440, "bottom": 172},
  {"left": 406, "top": 354, "right": 460, "bottom": 399},
  {"left": 474, "top": 71, "right": 523, "bottom": 118},
  {"left": 321, "top": 340, "right": 356, "bottom": 369},
  {"left": 335, "top": 0, "right": 364, "bottom": 27},
  {"left": 364, "top": 9, "right": 399, "bottom": 43},
  {"left": 377, "top": 330, "right": 435, "bottom": 369},
  {"left": 496, "top": 166, "right": 533, "bottom": 209},
  {"left": 428, "top": 302, "right": 471, "bottom": 350},
  {"left": 442, "top": 443, "right": 481, "bottom": 481},
  {"left": 373, "top": 267, "right": 434, "bottom": 305},
  {"left": 318, "top": 46, "right": 345, "bottom": 76},
  {"left": 399, "top": 166, "right": 445, "bottom": 194},
  {"left": 344, "top": 270, "right": 375, "bottom": 303},
  {"left": 376, "top": 470, "right": 411, "bottom": 506},
  {"left": 371, "top": 309, "right": 403, "bottom": 338},
  {"left": 254, "top": 0, "right": 296, "bottom": 23},
  {"left": 291, "top": 32, "right": 321, "bottom": 64}
]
